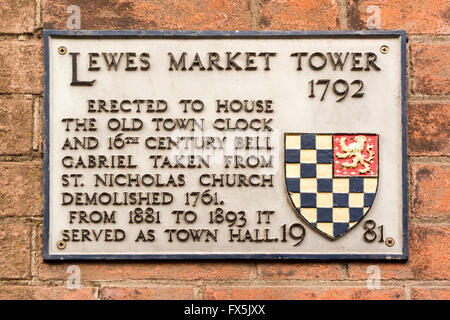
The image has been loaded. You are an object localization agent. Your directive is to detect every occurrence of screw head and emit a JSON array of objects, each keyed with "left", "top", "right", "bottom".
[
  {"left": 380, "top": 45, "right": 389, "bottom": 54},
  {"left": 385, "top": 237, "right": 395, "bottom": 247},
  {"left": 58, "top": 46, "right": 67, "bottom": 55},
  {"left": 56, "top": 240, "right": 66, "bottom": 250}
]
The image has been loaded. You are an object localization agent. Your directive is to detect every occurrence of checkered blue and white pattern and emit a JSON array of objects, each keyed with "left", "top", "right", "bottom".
[{"left": 285, "top": 133, "right": 378, "bottom": 239}]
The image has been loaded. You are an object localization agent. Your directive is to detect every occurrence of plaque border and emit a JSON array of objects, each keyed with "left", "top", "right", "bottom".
[{"left": 43, "top": 30, "right": 408, "bottom": 261}]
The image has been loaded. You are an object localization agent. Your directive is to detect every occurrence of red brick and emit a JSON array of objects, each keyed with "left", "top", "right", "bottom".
[
  {"left": 411, "top": 163, "right": 449, "bottom": 219},
  {"left": 0, "top": 0, "right": 35, "bottom": 33},
  {"left": 39, "top": 259, "right": 251, "bottom": 281},
  {"left": 0, "top": 223, "right": 31, "bottom": 279},
  {"left": 411, "top": 287, "right": 450, "bottom": 300},
  {"left": 0, "top": 161, "right": 43, "bottom": 216},
  {"left": 100, "top": 286, "right": 195, "bottom": 300},
  {"left": 0, "top": 40, "right": 43, "bottom": 94},
  {"left": 408, "top": 103, "right": 450, "bottom": 156},
  {"left": 0, "top": 286, "right": 96, "bottom": 300},
  {"left": 260, "top": 0, "right": 339, "bottom": 30},
  {"left": 0, "top": 98, "right": 33, "bottom": 154},
  {"left": 411, "top": 43, "right": 450, "bottom": 96},
  {"left": 43, "top": 0, "right": 252, "bottom": 30},
  {"left": 348, "top": 0, "right": 450, "bottom": 34},
  {"left": 348, "top": 224, "right": 450, "bottom": 280},
  {"left": 257, "top": 262, "right": 344, "bottom": 280},
  {"left": 204, "top": 286, "right": 404, "bottom": 300}
]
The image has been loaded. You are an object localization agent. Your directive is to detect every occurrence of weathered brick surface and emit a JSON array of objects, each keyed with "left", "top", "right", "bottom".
[
  {"left": 0, "top": 223, "right": 31, "bottom": 279},
  {"left": 408, "top": 103, "right": 450, "bottom": 156},
  {"left": 0, "top": 40, "right": 43, "bottom": 94},
  {"left": 39, "top": 259, "right": 251, "bottom": 281},
  {"left": 411, "top": 43, "right": 450, "bottom": 96},
  {"left": 411, "top": 287, "right": 450, "bottom": 300},
  {"left": 100, "top": 286, "right": 195, "bottom": 300},
  {"left": 348, "top": 224, "right": 450, "bottom": 280},
  {"left": 348, "top": 0, "right": 450, "bottom": 34},
  {"left": 411, "top": 164, "right": 450, "bottom": 219},
  {"left": 0, "top": 162, "right": 43, "bottom": 216},
  {"left": 0, "top": 0, "right": 447, "bottom": 302},
  {"left": 0, "top": 286, "right": 96, "bottom": 300},
  {"left": 0, "top": 0, "right": 35, "bottom": 34},
  {"left": 204, "top": 287, "right": 404, "bottom": 300},
  {"left": 0, "top": 98, "right": 33, "bottom": 154},
  {"left": 260, "top": 0, "right": 339, "bottom": 30},
  {"left": 43, "top": 0, "right": 253, "bottom": 30},
  {"left": 257, "top": 262, "right": 344, "bottom": 280}
]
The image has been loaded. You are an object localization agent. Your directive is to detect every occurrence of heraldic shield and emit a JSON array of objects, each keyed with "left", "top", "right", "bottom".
[{"left": 284, "top": 133, "right": 379, "bottom": 240}]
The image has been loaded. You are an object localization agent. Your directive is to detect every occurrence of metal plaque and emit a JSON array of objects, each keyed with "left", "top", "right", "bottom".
[{"left": 44, "top": 30, "right": 407, "bottom": 260}]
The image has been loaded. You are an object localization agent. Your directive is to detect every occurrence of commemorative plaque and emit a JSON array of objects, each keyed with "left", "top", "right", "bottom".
[{"left": 44, "top": 31, "right": 407, "bottom": 260}]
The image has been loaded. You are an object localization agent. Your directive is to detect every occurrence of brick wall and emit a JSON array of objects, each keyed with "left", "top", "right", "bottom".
[{"left": 0, "top": 0, "right": 448, "bottom": 300}]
